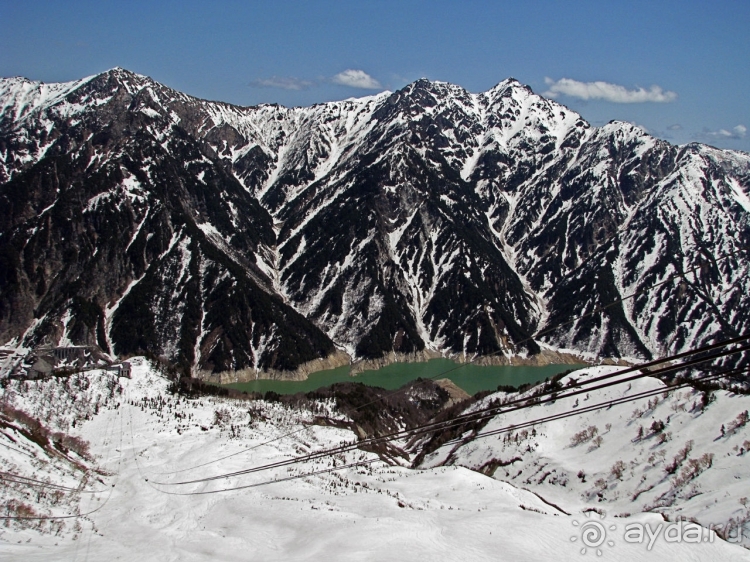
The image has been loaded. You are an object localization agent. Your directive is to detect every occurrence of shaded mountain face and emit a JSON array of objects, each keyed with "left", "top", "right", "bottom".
[{"left": 1, "top": 68, "right": 749, "bottom": 373}]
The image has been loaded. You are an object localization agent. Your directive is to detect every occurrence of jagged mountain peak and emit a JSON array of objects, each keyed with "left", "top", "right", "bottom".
[
  {"left": 0, "top": 69, "right": 749, "bottom": 375},
  {"left": 103, "top": 65, "right": 140, "bottom": 76},
  {"left": 0, "top": 73, "right": 95, "bottom": 130},
  {"left": 600, "top": 119, "right": 650, "bottom": 135},
  {"left": 403, "top": 77, "right": 470, "bottom": 95},
  {"left": 484, "top": 76, "right": 528, "bottom": 95}
]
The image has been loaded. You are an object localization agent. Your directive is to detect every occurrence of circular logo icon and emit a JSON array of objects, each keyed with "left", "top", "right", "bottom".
[
  {"left": 571, "top": 511, "right": 616, "bottom": 556},
  {"left": 579, "top": 521, "right": 607, "bottom": 548}
]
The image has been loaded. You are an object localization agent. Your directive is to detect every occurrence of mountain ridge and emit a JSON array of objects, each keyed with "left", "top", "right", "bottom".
[{"left": 1, "top": 68, "right": 748, "bottom": 376}]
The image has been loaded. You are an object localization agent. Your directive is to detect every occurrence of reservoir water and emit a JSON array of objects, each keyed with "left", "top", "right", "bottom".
[{"left": 224, "top": 359, "right": 584, "bottom": 396}]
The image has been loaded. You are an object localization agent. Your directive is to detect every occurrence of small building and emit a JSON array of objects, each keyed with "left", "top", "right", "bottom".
[
  {"left": 106, "top": 361, "right": 132, "bottom": 378},
  {"left": 29, "top": 357, "right": 54, "bottom": 379}
]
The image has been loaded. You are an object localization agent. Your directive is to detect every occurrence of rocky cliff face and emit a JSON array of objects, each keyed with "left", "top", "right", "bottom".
[
  {"left": 0, "top": 70, "right": 334, "bottom": 373},
  {"left": 1, "top": 68, "right": 748, "bottom": 373}
]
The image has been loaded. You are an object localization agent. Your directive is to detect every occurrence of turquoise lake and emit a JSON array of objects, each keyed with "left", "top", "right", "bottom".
[{"left": 224, "top": 359, "right": 584, "bottom": 396}]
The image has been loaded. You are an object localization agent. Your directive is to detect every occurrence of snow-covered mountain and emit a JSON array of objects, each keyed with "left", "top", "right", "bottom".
[{"left": 1, "top": 68, "right": 749, "bottom": 374}]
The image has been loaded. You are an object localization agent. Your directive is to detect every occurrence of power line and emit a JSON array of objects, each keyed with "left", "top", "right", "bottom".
[
  {"left": 119, "top": 384, "right": 376, "bottom": 503},
  {"left": 0, "top": 395, "right": 125, "bottom": 522},
  {"left": 150, "top": 335, "right": 750, "bottom": 488},
  {"left": 0, "top": 440, "right": 42, "bottom": 459},
  {"left": 154, "top": 337, "right": 750, "bottom": 485},
  {"left": 7, "top": 321, "right": 734, "bottom": 505},
  {"left": 444, "top": 367, "right": 750, "bottom": 447},
  {"left": 398, "top": 339, "right": 750, "bottom": 447},
  {"left": 0, "top": 470, "right": 108, "bottom": 494},
  {"left": 148, "top": 459, "right": 381, "bottom": 497},
  {"left": 152, "top": 364, "right": 747, "bottom": 496},
  {"left": 158, "top": 244, "right": 749, "bottom": 476}
]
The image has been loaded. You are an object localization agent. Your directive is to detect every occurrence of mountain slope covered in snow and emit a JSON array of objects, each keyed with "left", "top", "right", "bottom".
[
  {"left": 1, "top": 359, "right": 749, "bottom": 560},
  {"left": 0, "top": 358, "right": 750, "bottom": 561},
  {"left": 419, "top": 366, "right": 750, "bottom": 542},
  {"left": 1, "top": 69, "right": 749, "bottom": 374}
]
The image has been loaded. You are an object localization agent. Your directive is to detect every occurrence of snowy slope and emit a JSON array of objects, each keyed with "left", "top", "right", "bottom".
[
  {"left": 419, "top": 366, "right": 750, "bottom": 549},
  {"left": 1, "top": 359, "right": 749, "bottom": 560}
]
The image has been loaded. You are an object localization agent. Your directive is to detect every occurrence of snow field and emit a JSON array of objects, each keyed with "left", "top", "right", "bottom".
[
  {"left": 1, "top": 360, "right": 749, "bottom": 559},
  {"left": 421, "top": 367, "right": 750, "bottom": 549}
]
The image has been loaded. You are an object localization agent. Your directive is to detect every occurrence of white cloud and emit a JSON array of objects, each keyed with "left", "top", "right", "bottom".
[
  {"left": 249, "top": 76, "right": 314, "bottom": 90},
  {"left": 543, "top": 77, "right": 677, "bottom": 103},
  {"left": 332, "top": 69, "right": 382, "bottom": 89},
  {"left": 704, "top": 124, "right": 747, "bottom": 140},
  {"left": 695, "top": 124, "right": 747, "bottom": 143},
  {"left": 249, "top": 70, "right": 383, "bottom": 91}
]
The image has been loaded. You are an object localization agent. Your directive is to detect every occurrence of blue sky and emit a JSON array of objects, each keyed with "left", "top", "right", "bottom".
[{"left": 1, "top": 0, "right": 747, "bottom": 149}]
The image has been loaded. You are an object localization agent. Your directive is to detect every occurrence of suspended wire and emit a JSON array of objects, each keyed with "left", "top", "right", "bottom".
[
  {"left": 443, "top": 366, "right": 750, "bottom": 447},
  {"left": 0, "top": 440, "right": 41, "bottom": 459},
  {"left": 154, "top": 337, "right": 750, "bottom": 485},
  {"left": 4, "top": 252, "right": 741, "bottom": 508},
  {"left": 124, "top": 385, "right": 197, "bottom": 498},
  {"left": 4, "top": 306, "right": 739, "bottom": 507},
  {"left": 151, "top": 336, "right": 750, "bottom": 488},
  {"left": 393, "top": 339, "right": 750, "bottom": 448},
  {"left": 0, "top": 391, "right": 126, "bottom": 522},
  {"left": 153, "top": 364, "right": 748, "bottom": 496},
  {"left": 149, "top": 459, "right": 382, "bottom": 497},
  {"left": 121, "top": 384, "right": 369, "bottom": 502},
  {"left": 158, "top": 244, "right": 749, "bottom": 476},
  {"left": 124, "top": 386, "right": 157, "bottom": 489},
  {"left": 0, "top": 470, "right": 108, "bottom": 494}
]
